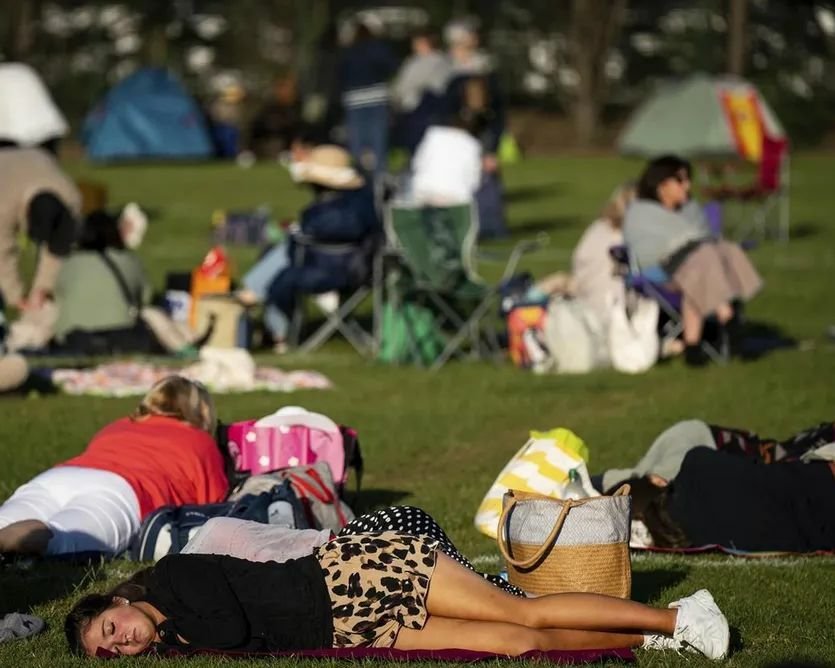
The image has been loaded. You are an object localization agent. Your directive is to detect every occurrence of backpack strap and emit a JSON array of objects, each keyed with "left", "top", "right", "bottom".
[
  {"left": 98, "top": 249, "right": 142, "bottom": 319},
  {"left": 289, "top": 469, "right": 347, "bottom": 527}
]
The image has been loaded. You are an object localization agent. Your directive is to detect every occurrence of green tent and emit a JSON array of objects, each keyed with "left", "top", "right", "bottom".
[{"left": 618, "top": 74, "right": 786, "bottom": 160}]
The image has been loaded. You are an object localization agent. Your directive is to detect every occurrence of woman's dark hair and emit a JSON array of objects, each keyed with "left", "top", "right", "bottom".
[
  {"left": 64, "top": 574, "right": 150, "bottom": 655},
  {"left": 636, "top": 154, "right": 691, "bottom": 201},
  {"left": 617, "top": 476, "right": 691, "bottom": 549},
  {"left": 80, "top": 210, "right": 124, "bottom": 251}
]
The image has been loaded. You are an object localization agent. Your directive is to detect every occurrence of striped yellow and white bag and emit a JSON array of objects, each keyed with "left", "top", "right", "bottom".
[{"left": 474, "top": 428, "right": 592, "bottom": 539}]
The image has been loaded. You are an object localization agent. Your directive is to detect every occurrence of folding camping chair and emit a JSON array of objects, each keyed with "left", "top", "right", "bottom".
[
  {"left": 287, "top": 232, "right": 382, "bottom": 357},
  {"left": 609, "top": 245, "right": 728, "bottom": 365},
  {"left": 702, "top": 136, "right": 790, "bottom": 242},
  {"left": 383, "top": 201, "right": 544, "bottom": 370}
]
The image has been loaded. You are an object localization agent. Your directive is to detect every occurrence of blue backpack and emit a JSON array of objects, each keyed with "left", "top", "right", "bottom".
[{"left": 129, "top": 480, "right": 307, "bottom": 562}]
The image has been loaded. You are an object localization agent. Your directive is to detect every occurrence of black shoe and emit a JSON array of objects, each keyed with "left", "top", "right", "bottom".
[{"left": 684, "top": 344, "right": 709, "bottom": 367}]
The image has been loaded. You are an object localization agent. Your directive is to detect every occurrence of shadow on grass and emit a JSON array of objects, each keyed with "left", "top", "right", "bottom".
[
  {"left": 0, "top": 557, "right": 109, "bottom": 612},
  {"left": 737, "top": 319, "right": 798, "bottom": 361},
  {"left": 350, "top": 488, "right": 411, "bottom": 514},
  {"left": 510, "top": 215, "right": 583, "bottom": 236},
  {"left": 630, "top": 567, "right": 690, "bottom": 603},
  {"left": 785, "top": 221, "right": 821, "bottom": 240},
  {"left": 696, "top": 317, "right": 797, "bottom": 362},
  {"left": 504, "top": 182, "right": 565, "bottom": 204}
]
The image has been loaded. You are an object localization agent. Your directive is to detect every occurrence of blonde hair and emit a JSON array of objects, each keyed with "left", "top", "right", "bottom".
[
  {"left": 132, "top": 376, "right": 216, "bottom": 433},
  {"left": 601, "top": 182, "right": 636, "bottom": 230}
]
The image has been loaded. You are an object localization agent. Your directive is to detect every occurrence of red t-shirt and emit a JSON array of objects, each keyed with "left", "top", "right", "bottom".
[{"left": 59, "top": 415, "right": 229, "bottom": 518}]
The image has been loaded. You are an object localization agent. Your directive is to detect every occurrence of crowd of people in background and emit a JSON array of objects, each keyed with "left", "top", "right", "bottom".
[{"left": 0, "top": 14, "right": 770, "bottom": 383}]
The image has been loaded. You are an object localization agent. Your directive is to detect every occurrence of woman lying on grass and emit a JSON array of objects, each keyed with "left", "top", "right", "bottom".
[
  {"left": 66, "top": 530, "right": 730, "bottom": 660},
  {"left": 0, "top": 376, "right": 228, "bottom": 557}
]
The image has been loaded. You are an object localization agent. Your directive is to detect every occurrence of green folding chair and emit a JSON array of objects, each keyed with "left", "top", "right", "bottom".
[{"left": 383, "top": 201, "right": 545, "bottom": 370}]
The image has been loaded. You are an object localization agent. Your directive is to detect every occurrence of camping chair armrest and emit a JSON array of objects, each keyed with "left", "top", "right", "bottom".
[{"left": 478, "top": 233, "right": 550, "bottom": 281}]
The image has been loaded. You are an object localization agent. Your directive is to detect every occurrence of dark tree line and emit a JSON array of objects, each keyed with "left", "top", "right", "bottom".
[{"left": 2, "top": 0, "right": 834, "bottom": 147}]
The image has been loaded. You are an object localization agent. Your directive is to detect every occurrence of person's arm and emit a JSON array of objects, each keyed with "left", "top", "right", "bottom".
[
  {"left": 28, "top": 247, "right": 63, "bottom": 308},
  {"left": 0, "top": 223, "right": 25, "bottom": 307},
  {"left": 390, "top": 58, "right": 415, "bottom": 110},
  {"left": 150, "top": 554, "right": 249, "bottom": 649}
]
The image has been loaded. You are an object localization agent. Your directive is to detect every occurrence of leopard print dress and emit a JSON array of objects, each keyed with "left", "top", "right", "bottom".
[{"left": 313, "top": 531, "right": 439, "bottom": 648}]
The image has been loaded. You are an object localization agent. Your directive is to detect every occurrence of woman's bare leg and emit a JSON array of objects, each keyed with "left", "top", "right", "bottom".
[
  {"left": 0, "top": 520, "right": 52, "bottom": 554},
  {"left": 426, "top": 553, "right": 676, "bottom": 635},
  {"left": 394, "top": 617, "right": 643, "bottom": 654},
  {"left": 715, "top": 302, "right": 733, "bottom": 324}
]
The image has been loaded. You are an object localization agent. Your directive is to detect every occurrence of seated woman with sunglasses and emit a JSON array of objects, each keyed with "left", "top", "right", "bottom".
[
  {"left": 623, "top": 155, "right": 762, "bottom": 366},
  {"left": 65, "top": 530, "right": 730, "bottom": 660}
]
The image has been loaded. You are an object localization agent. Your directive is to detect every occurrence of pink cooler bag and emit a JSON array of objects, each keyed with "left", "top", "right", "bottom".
[{"left": 227, "top": 407, "right": 347, "bottom": 484}]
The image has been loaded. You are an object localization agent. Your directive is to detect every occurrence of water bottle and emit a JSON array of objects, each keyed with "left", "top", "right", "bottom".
[
  {"left": 563, "top": 468, "right": 586, "bottom": 500},
  {"left": 522, "top": 329, "right": 551, "bottom": 375}
]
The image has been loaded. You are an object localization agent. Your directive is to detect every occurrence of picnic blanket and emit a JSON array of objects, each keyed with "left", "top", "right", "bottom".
[
  {"left": 52, "top": 354, "right": 332, "bottom": 397},
  {"left": 98, "top": 646, "right": 635, "bottom": 663}
]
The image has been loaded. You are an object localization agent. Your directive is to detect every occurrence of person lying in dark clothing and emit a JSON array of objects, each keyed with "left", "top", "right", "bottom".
[{"left": 621, "top": 447, "right": 835, "bottom": 553}]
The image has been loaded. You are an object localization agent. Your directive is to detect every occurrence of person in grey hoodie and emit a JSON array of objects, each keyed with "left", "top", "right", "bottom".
[{"left": 623, "top": 155, "right": 762, "bottom": 366}]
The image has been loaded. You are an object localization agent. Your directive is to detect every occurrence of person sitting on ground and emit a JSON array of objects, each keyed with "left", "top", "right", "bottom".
[
  {"left": 0, "top": 376, "right": 228, "bottom": 557},
  {"left": 241, "top": 145, "right": 380, "bottom": 352},
  {"left": 568, "top": 183, "right": 636, "bottom": 327},
  {"left": 52, "top": 207, "right": 150, "bottom": 346},
  {"left": 623, "top": 155, "right": 763, "bottom": 366},
  {"left": 66, "top": 531, "right": 730, "bottom": 659},
  {"left": 619, "top": 445, "right": 835, "bottom": 553},
  {"left": 50, "top": 206, "right": 204, "bottom": 356},
  {"left": 0, "top": 147, "right": 80, "bottom": 314}
]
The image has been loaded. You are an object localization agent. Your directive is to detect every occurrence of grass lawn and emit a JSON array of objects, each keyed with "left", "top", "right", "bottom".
[{"left": 1, "top": 154, "right": 834, "bottom": 667}]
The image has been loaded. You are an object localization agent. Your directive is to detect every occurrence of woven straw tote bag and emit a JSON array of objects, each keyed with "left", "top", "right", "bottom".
[{"left": 497, "top": 486, "right": 632, "bottom": 597}]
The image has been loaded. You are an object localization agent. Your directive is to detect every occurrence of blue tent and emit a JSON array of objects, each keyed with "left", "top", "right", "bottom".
[{"left": 83, "top": 68, "right": 213, "bottom": 161}]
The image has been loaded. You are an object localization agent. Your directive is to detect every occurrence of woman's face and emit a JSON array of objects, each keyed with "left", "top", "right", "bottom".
[
  {"left": 656, "top": 173, "right": 689, "bottom": 210},
  {"left": 81, "top": 598, "right": 157, "bottom": 657}
]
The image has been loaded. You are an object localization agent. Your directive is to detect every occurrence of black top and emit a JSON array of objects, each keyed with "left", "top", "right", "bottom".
[
  {"left": 142, "top": 553, "right": 333, "bottom": 652},
  {"left": 668, "top": 447, "right": 835, "bottom": 552}
]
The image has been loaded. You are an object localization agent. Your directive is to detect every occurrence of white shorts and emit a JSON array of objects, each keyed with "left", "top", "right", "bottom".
[{"left": 0, "top": 466, "right": 141, "bottom": 555}]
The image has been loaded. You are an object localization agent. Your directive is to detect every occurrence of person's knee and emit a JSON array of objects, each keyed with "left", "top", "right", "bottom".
[
  {"left": 513, "top": 599, "right": 549, "bottom": 629},
  {"left": 503, "top": 628, "right": 546, "bottom": 655}
]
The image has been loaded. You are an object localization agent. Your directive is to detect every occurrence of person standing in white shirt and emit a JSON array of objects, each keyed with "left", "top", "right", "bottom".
[{"left": 410, "top": 120, "right": 482, "bottom": 207}]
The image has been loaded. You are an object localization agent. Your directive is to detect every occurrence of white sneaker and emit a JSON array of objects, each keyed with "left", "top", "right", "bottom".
[
  {"left": 670, "top": 589, "right": 730, "bottom": 660},
  {"left": 313, "top": 291, "right": 339, "bottom": 314},
  {"left": 642, "top": 633, "right": 683, "bottom": 653}
]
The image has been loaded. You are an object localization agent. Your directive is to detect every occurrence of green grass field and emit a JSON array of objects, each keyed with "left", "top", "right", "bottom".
[{"left": 1, "top": 155, "right": 834, "bottom": 667}]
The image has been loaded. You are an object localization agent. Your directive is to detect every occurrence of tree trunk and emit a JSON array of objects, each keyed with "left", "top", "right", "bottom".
[
  {"left": 568, "top": 0, "right": 627, "bottom": 147},
  {"left": 5, "top": 0, "right": 36, "bottom": 61},
  {"left": 727, "top": 0, "right": 748, "bottom": 75}
]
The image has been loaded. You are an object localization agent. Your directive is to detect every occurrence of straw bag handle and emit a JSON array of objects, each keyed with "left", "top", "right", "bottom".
[{"left": 497, "top": 485, "right": 631, "bottom": 570}]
